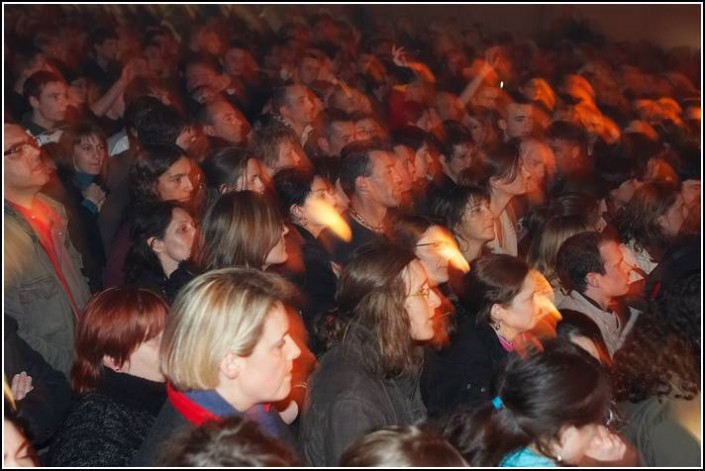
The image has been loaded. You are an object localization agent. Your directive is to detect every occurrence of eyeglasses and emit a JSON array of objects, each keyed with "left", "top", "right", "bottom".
[
  {"left": 4, "top": 140, "right": 41, "bottom": 159},
  {"left": 408, "top": 286, "right": 432, "bottom": 299},
  {"left": 416, "top": 241, "right": 450, "bottom": 250}
]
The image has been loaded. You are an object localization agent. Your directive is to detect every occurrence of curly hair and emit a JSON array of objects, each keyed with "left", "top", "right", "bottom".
[
  {"left": 128, "top": 144, "right": 187, "bottom": 207},
  {"left": 612, "top": 313, "right": 700, "bottom": 403},
  {"left": 617, "top": 180, "right": 681, "bottom": 262}
]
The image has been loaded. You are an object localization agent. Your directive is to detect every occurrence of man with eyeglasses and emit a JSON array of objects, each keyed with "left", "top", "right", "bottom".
[{"left": 4, "top": 123, "right": 91, "bottom": 377}]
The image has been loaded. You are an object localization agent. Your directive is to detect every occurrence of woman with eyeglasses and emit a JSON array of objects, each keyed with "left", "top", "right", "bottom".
[
  {"left": 440, "top": 339, "right": 627, "bottom": 467},
  {"left": 422, "top": 253, "right": 542, "bottom": 417},
  {"left": 42, "top": 121, "right": 110, "bottom": 293},
  {"left": 301, "top": 243, "right": 441, "bottom": 466}
]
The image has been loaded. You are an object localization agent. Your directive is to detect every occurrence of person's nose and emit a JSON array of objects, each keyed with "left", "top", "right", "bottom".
[
  {"left": 428, "top": 287, "right": 442, "bottom": 309},
  {"left": 286, "top": 334, "right": 302, "bottom": 360}
]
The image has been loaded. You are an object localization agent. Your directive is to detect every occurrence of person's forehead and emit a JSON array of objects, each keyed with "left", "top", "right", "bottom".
[
  {"left": 508, "top": 103, "right": 532, "bottom": 116},
  {"left": 209, "top": 101, "right": 236, "bottom": 116},
  {"left": 599, "top": 240, "right": 620, "bottom": 261},
  {"left": 370, "top": 150, "right": 394, "bottom": 169},
  {"left": 42, "top": 81, "right": 66, "bottom": 93}
]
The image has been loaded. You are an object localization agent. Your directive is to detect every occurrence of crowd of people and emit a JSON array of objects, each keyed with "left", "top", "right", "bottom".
[{"left": 3, "top": 4, "right": 701, "bottom": 467}]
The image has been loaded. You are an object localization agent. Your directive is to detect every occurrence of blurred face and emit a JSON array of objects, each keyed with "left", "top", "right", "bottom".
[
  {"left": 549, "top": 138, "right": 580, "bottom": 175},
  {"left": 301, "top": 176, "right": 337, "bottom": 226},
  {"left": 355, "top": 118, "right": 383, "bottom": 141},
  {"left": 326, "top": 121, "right": 356, "bottom": 156},
  {"left": 122, "top": 333, "right": 164, "bottom": 382},
  {"left": 494, "top": 273, "right": 539, "bottom": 333},
  {"left": 185, "top": 63, "right": 217, "bottom": 92},
  {"left": 156, "top": 157, "right": 194, "bottom": 203},
  {"left": 593, "top": 241, "right": 631, "bottom": 298},
  {"left": 235, "top": 304, "right": 301, "bottom": 406},
  {"left": 520, "top": 140, "right": 552, "bottom": 191},
  {"left": 157, "top": 208, "right": 196, "bottom": 267},
  {"left": 223, "top": 48, "right": 247, "bottom": 76},
  {"left": 96, "top": 38, "right": 118, "bottom": 62},
  {"left": 393, "top": 144, "right": 417, "bottom": 186},
  {"left": 3, "top": 420, "right": 35, "bottom": 467},
  {"left": 207, "top": 101, "right": 250, "bottom": 145},
  {"left": 367, "top": 150, "right": 402, "bottom": 208},
  {"left": 609, "top": 178, "right": 642, "bottom": 206},
  {"left": 68, "top": 77, "right": 89, "bottom": 105},
  {"left": 446, "top": 143, "right": 474, "bottom": 180},
  {"left": 236, "top": 158, "right": 266, "bottom": 194},
  {"left": 73, "top": 134, "right": 106, "bottom": 175},
  {"left": 264, "top": 224, "right": 289, "bottom": 269},
  {"left": 274, "top": 139, "right": 303, "bottom": 172},
  {"left": 505, "top": 103, "right": 533, "bottom": 139},
  {"left": 32, "top": 81, "right": 68, "bottom": 124},
  {"left": 467, "top": 117, "right": 485, "bottom": 146},
  {"left": 658, "top": 193, "right": 687, "bottom": 237},
  {"left": 494, "top": 164, "right": 530, "bottom": 196},
  {"left": 459, "top": 198, "right": 495, "bottom": 242},
  {"left": 298, "top": 56, "right": 320, "bottom": 85},
  {"left": 144, "top": 45, "right": 166, "bottom": 75},
  {"left": 3, "top": 133, "right": 48, "bottom": 194},
  {"left": 415, "top": 226, "right": 452, "bottom": 285},
  {"left": 413, "top": 144, "right": 431, "bottom": 181},
  {"left": 404, "top": 260, "right": 442, "bottom": 341},
  {"left": 283, "top": 85, "right": 314, "bottom": 126}
]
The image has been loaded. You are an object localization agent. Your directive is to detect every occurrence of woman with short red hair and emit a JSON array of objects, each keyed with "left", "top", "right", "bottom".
[{"left": 47, "top": 287, "right": 168, "bottom": 466}]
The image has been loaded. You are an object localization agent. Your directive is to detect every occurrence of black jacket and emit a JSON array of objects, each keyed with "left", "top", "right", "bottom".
[{"left": 301, "top": 325, "right": 426, "bottom": 466}]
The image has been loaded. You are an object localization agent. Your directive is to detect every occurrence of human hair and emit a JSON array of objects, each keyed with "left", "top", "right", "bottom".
[
  {"left": 391, "top": 125, "right": 431, "bottom": 152},
  {"left": 338, "top": 140, "right": 386, "bottom": 197},
  {"left": 157, "top": 415, "right": 301, "bottom": 466},
  {"left": 124, "top": 96, "right": 164, "bottom": 134},
  {"left": 466, "top": 105, "right": 502, "bottom": 147},
  {"left": 612, "top": 313, "right": 700, "bottom": 403},
  {"left": 135, "top": 103, "right": 189, "bottom": 148},
  {"left": 251, "top": 123, "right": 299, "bottom": 170},
  {"left": 129, "top": 144, "right": 187, "bottom": 207},
  {"left": 55, "top": 121, "right": 108, "bottom": 180},
  {"left": 124, "top": 201, "right": 192, "bottom": 284},
  {"left": 201, "top": 146, "right": 257, "bottom": 192},
  {"left": 431, "top": 184, "right": 490, "bottom": 239},
  {"left": 124, "top": 76, "right": 172, "bottom": 108},
  {"left": 90, "top": 26, "right": 117, "bottom": 47},
  {"left": 22, "top": 70, "right": 65, "bottom": 100},
  {"left": 272, "top": 167, "right": 315, "bottom": 218},
  {"left": 161, "top": 268, "right": 295, "bottom": 390},
  {"left": 527, "top": 215, "right": 591, "bottom": 283},
  {"left": 556, "top": 231, "right": 611, "bottom": 294},
  {"left": 270, "top": 83, "right": 295, "bottom": 114},
  {"left": 440, "top": 121, "right": 473, "bottom": 163},
  {"left": 442, "top": 339, "right": 612, "bottom": 467},
  {"left": 546, "top": 120, "right": 588, "bottom": 152},
  {"left": 651, "top": 272, "right": 701, "bottom": 357},
  {"left": 323, "top": 107, "right": 352, "bottom": 136},
  {"left": 617, "top": 180, "right": 681, "bottom": 262},
  {"left": 391, "top": 215, "right": 439, "bottom": 251},
  {"left": 475, "top": 142, "right": 521, "bottom": 192},
  {"left": 340, "top": 425, "right": 468, "bottom": 467},
  {"left": 196, "top": 190, "right": 284, "bottom": 271},
  {"left": 335, "top": 243, "right": 420, "bottom": 378},
  {"left": 459, "top": 254, "right": 529, "bottom": 325},
  {"left": 556, "top": 309, "right": 613, "bottom": 367},
  {"left": 72, "top": 287, "right": 168, "bottom": 395}
]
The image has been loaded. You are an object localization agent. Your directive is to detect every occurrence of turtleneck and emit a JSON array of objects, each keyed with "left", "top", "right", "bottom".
[
  {"left": 98, "top": 367, "right": 166, "bottom": 416},
  {"left": 73, "top": 171, "right": 96, "bottom": 190}
]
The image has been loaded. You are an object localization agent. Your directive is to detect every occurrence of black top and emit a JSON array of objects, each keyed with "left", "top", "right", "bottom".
[{"left": 322, "top": 212, "right": 387, "bottom": 267}]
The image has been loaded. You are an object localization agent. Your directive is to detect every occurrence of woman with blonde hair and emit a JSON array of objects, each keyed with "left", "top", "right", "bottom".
[{"left": 132, "top": 268, "right": 301, "bottom": 465}]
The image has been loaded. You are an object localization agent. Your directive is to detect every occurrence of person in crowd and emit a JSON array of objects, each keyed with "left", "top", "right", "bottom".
[
  {"left": 157, "top": 415, "right": 301, "bottom": 467},
  {"left": 556, "top": 231, "right": 639, "bottom": 357},
  {"left": 422, "top": 254, "right": 542, "bottom": 416},
  {"left": 3, "top": 412, "right": 39, "bottom": 467},
  {"left": 272, "top": 168, "right": 339, "bottom": 348},
  {"left": 313, "top": 107, "right": 357, "bottom": 159},
  {"left": 498, "top": 92, "right": 534, "bottom": 141},
  {"left": 197, "top": 99, "right": 252, "bottom": 148},
  {"left": 5, "top": 123, "right": 91, "bottom": 376},
  {"left": 465, "top": 105, "right": 502, "bottom": 154},
  {"left": 21, "top": 70, "right": 68, "bottom": 145},
  {"left": 441, "top": 339, "right": 627, "bottom": 467},
  {"left": 556, "top": 309, "right": 613, "bottom": 367},
  {"left": 269, "top": 83, "right": 316, "bottom": 146},
  {"left": 132, "top": 268, "right": 301, "bottom": 465},
  {"left": 340, "top": 425, "right": 468, "bottom": 467},
  {"left": 428, "top": 121, "right": 475, "bottom": 200},
  {"left": 613, "top": 280, "right": 701, "bottom": 467},
  {"left": 42, "top": 121, "right": 109, "bottom": 292},
  {"left": 252, "top": 123, "right": 310, "bottom": 179},
  {"left": 47, "top": 287, "right": 168, "bottom": 466},
  {"left": 124, "top": 201, "right": 197, "bottom": 303},
  {"left": 301, "top": 244, "right": 441, "bottom": 466},
  {"left": 200, "top": 147, "right": 266, "bottom": 212},
  {"left": 104, "top": 144, "right": 195, "bottom": 287}
]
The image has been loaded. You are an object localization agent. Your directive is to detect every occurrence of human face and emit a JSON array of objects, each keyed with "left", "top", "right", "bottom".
[
  {"left": 73, "top": 134, "right": 106, "bottom": 175},
  {"left": 156, "top": 157, "right": 194, "bottom": 203},
  {"left": 520, "top": 140, "right": 552, "bottom": 191},
  {"left": 264, "top": 224, "right": 289, "bottom": 269},
  {"left": 274, "top": 139, "right": 304, "bottom": 172},
  {"left": 298, "top": 56, "right": 320, "bottom": 85},
  {"left": 557, "top": 423, "right": 603, "bottom": 465},
  {"left": 658, "top": 193, "right": 687, "bottom": 237},
  {"left": 236, "top": 158, "right": 266, "bottom": 194},
  {"left": 301, "top": 176, "right": 338, "bottom": 226},
  {"left": 549, "top": 138, "right": 580, "bottom": 175},
  {"left": 156, "top": 208, "right": 196, "bottom": 269},
  {"left": 594, "top": 241, "right": 631, "bottom": 298},
  {"left": 467, "top": 117, "right": 486, "bottom": 146},
  {"left": 4, "top": 133, "right": 48, "bottom": 194},
  {"left": 404, "top": 260, "right": 442, "bottom": 341},
  {"left": 68, "top": 77, "right": 89, "bottom": 106},
  {"left": 415, "top": 226, "right": 453, "bottom": 285},
  {"left": 393, "top": 145, "right": 417, "bottom": 186},
  {"left": 413, "top": 145, "right": 431, "bottom": 182},
  {"left": 446, "top": 143, "right": 474, "bottom": 181},
  {"left": 505, "top": 103, "right": 533, "bottom": 139},
  {"left": 494, "top": 163, "right": 530, "bottom": 196},
  {"left": 283, "top": 85, "right": 314, "bottom": 127},
  {"left": 326, "top": 121, "right": 356, "bottom": 157},
  {"left": 96, "top": 38, "right": 118, "bottom": 62},
  {"left": 355, "top": 118, "right": 383, "bottom": 141},
  {"left": 235, "top": 304, "right": 301, "bottom": 407},
  {"left": 33, "top": 81, "right": 68, "bottom": 124},
  {"left": 223, "top": 48, "right": 247, "bottom": 76},
  {"left": 459, "top": 198, "right": 495, "bottom": 242},
  {"left": 185, "top": 63, "right": 217, "bottom": 92},
  {"left": 208, "top": 101, "right": 250, "bottom": 145},
  {"left": 367, "top": 150, "right": 403, "bottom": 208},
  {"left": 494, "top": 273, "right": 539, "bottom": 335},
  {"left": 122, "top": 333, "right": 165, "bottom": 383},
  {"left": 3, "top": 420, "right": 36, "bottom": 467}
]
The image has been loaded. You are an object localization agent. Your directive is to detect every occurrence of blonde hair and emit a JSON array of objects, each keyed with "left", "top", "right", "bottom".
[
  {"left": 527, "top": 215, "right": 591, "bottom": 283},
  {"left": 161, "top": 268, "right": 295, "bottom": 390}
]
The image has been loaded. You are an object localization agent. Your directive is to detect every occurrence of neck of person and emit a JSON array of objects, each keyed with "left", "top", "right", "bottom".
[
  {"left": 298, "top": 219, "right": 324, "bottom": 239},
  {"left": 96, "top": 54, "right": 111, "bottom": 71},
  {"left": 159, "top": 256, "right": 180, "bottom": 279},
  {"left": 490, "top": 187, "right": 513, "bottom": 217},
  {"left": 497, "top": 323, "right": 523, "bottom": 344},
  {"left": 458, "top": 235, "right": 485, "bottom": 262},
  {"left": 283, "top": 116, "right": 305, "bottom": 138},
  {"left": 583, "top": 287, "right": 612, "bottom": 311},
  {"left": 31, "top": 111, "right": 57, "bottom": 132},
  {"left": 350, "top": 196, "right": 387, "bottom": 232},
  {"left": 215, "top": 382, "right": 254, "bottom": 414},
  {"left": 442, "top": 165, "right": 460, "bottom": 184},
  {"left": 5, "top": 188, "right": 40, "bottom": 211}
]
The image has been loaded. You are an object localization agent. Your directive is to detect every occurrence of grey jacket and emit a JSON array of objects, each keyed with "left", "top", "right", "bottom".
[
  {"left": 4, "top": 196, "right": 91, "bottom": 375},
  {"left": 301, "top": 325, "right": 426, "bottom": 466}
]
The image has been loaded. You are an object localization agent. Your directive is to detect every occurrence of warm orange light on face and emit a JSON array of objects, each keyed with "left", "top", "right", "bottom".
[
  {"left": 531, "top": 270, "right": 561, "bottom": 339},
  {"left": 308, "top": 198, "right": 352, "bottom": 242},
  {"left": 436, "top": 233, "right": 470, "bottom": 273}
]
